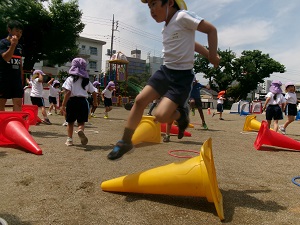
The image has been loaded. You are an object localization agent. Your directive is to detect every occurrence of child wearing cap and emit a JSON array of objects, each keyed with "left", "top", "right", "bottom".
[
  {"left": 89, "top": 81, "right": 101, "bottom": 117},
  {"left": 26, "top": 70, "right": 52, "bottom": 125},
  {"left": 0, "top": 20, "right": 24, "bottom": 111},
  {"left": 279, "top": 82, "right": 298, "bottom": 135},
  {"left": 60, "top": 58, "right": 98, "bottom": 146},
  {"left": 47, "top": 78, "right": 61, "bottom": 115},
  {"left": 262, "top": 80, "right": 286, "bottom": 131},
  {"left": 101, "top": 81, "right": 115, "bottom": 119},
  {"left": 212, "top": 91, "right": 226, "bottom": 120},
  {"left": 107, "top": 0, "right": 219, "bottom": 160}
]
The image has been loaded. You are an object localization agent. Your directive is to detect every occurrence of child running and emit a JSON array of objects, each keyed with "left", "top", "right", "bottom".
[
  {"left": 60, "top": 58, "right": 98, "bottom": 146},
  {"left": 47, "top": 78, "right": 61, "bottom": 115},
  {"left": 101, "top": 81, "right": 115, "bottom": 119},
  {"left": 26, "top": 70, "right": 51, "bottom": 125},
  {"left": 262, "top": 80, "right": 286, "bottom": 132},
  {"left": 107, "top": 0, "right": 219, "bottom": 160},
  {"left": 212, "top": 91, "right": 226, "bottom": 120},
  {"left": 279, "top": 82, "right": 298, "bottom": 135},
  {"left": 90, "top": 81, "right": 101, "bottom": 117}
]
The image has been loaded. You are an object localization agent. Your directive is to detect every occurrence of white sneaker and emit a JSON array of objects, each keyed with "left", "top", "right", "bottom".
[
  {"left": 77, "top": 130, "right": 88, "bottom": 145},
  {"left": 47, "top": 112, "right": 52, "bottom": 116},
  {"left": 65, "top": 137, "right": 73, "bottom": 146},
  {"left": 279, "top": 125, "right": 286, "bottom": 135},
  {"left": 62, "top": 121, "right": 68, "bottom": 126}
]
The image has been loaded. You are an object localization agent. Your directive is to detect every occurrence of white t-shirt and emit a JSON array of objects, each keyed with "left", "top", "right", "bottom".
[
  {"left": 284, "top": 92, "right": 297, "bottom": 104},
  {"left": 49, "top": 85, "right": 60, "bottom": 98},
  {"left": 101, "top": 88, "right": 114, "bottom": 98},
  {"left": 62, "top": 76, "right": 97, "bottom": 98},
  {"left": 265, "top": 92, "right": 286, "bottom": 105},
  {"left": 162, "top": 10, "right": 203, "bottom": 70},
  {"left": 217, "top": 97, "right": 224, "bottom": 104},
  {"left": 30, "top": 78, "right": 44, "bottom": 97}
]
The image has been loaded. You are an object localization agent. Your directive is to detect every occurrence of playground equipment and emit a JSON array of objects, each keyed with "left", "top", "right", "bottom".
[
  {"left": 131, "top": 115, "right": 161, "bottom": 145},
  {"left": 0, "top": 112, "right": 42, "bottom": 155},
  {"left": 254, "top": 121, "right": 300, "bottom": 151},
  {"left": 230, "top": 100, "right": 250, "bottom": 114},
  {"left": 161, "top": 123, "right": 191, "bottom": 137},
  {"left": 101, "top": 138, "right": 224, "bottom": 220},
  {"left": 127, "top": 80, "right": 143, "bottom": 93},
  {"left": 251, "top": 100, "right": 263, "bottom": 114}
]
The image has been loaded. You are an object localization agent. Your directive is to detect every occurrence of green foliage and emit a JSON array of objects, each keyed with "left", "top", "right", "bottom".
[
  {"left": 0, "top": 0, "right": 84, "bottom": 70},
  {"left": 194, "top": 49, "right": 286, "bottom": 101}
]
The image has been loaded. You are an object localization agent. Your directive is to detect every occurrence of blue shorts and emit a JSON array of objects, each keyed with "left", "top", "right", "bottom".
[
  {"left": 190, "top": 98, "right": 203, "bottom": 108},
  {"left": 266, "top": 105, "right": 283, "bottom": 120},
  {"left": 66, "top": 97, "right": 89, "bottom": 123},
  {"left": 147, "top": 65, "right": 194, "bottom": 107},
  {"left": 30, "top": 96, "right": 45, "bottom": 107},
  {"left": 49, "top": 96, "right": 57, "bottom": 104}
]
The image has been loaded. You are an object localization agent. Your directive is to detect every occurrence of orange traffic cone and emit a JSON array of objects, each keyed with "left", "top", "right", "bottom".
[
  {"left": 207, "top": 108, "right": 211, "bottom": 115},
  {"left": 254, "top": 121, "right": 300, "bottom": 151},
  {"left": 101, "top": 138, "right": 224, "bottom": 220},
  {"left": 0, "top": 112, "right": 42, "bottom": 155},
  {"left": 161, "top": 123, "right": 192, "bottom": 137},
  {"left": 131, "top": 115, "right": 161, "bottom": 145},
  {"left": 21, "top": 104, "right": 39, "bottom": 125}
]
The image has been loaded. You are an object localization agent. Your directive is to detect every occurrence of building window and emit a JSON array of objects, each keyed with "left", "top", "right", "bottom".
[
  {"left": 89, "top": 61, "right": 97, "bottom": 70},
  {"left": 90, "top": 47, "right": 98, "bottom": 55},
  {"left": 81, "top": 45, "right": 86, "bottom": 50}
]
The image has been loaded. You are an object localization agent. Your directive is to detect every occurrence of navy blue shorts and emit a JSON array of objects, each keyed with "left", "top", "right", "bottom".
[
  {"left": 0, "top": 76, "right": 24, "bottom": 99},
  {"left": 104, "top": 97, "right": 112, "bottom": 107},
  {"left": 30, "top": 96, "right": 45, "bottom": 107},
  {"left": 217, "top": 103, "right": 223, "bottom": 112},
  {"left": 266, "top": 105, "right": 283, "bottom": 120},
  {"left": 66, "top": 97, "right": 89, "bottom": 123},
  {"left": 285, "top": 103, "right": 297, "bottom": 116},
  {"left": 190, "top": 98, "right": 203, "bottom": 108},
  {"left": 49, "top": 96, "right": 57, "bottom": 104},
  {"left": 147, "top": 65, "right": 194, "bottom": 107}
]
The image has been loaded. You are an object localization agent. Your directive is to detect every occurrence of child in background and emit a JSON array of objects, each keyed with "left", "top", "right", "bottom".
[
  {"left": 279, "top": 82, "right": 298, "bottom": 135},
  {"left": 90, "top": 81, "right": 101, "bottom": 117},
  {"left": 107, "top": 0, "right": 219, "bottom": 160},
  {"left": 101, "top": 81, "right": 115, "bottom": 119},
  {"left": 26, "top": 70, "right": 51, "bottom": 125},
  {"left": 47, "top": 78, "right": 61, "bottom": 115},
  {"left": 60, "top": 58, "right": 98, "bottom": 146},
  {"left": 262, "top": 80, "right": 286, "bottom": 132},
  {"left": 189, "top": 79, "right": 210, "bottom": 129},
  {"left": 212, "top": 92, "right": 226, "bottom": 120}
]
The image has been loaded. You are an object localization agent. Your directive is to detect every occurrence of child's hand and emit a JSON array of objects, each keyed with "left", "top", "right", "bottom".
[
  {"left": 60, "top": 107, "right": 66, "bottom": 116},
  {"left": 208, "top": 54, "right": 220, "bottom": 68}
]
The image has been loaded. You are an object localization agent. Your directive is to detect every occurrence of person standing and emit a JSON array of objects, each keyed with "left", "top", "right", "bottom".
[
  {"left": 0, "top": 20, "right": 24, "bottom": 111},
  {"left": 101, "top": 81, "right": 115, "bottom": 119}
]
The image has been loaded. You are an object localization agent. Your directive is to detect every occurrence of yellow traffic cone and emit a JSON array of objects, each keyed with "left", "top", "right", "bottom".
[
  {"left": 101, "top": 138, "right": 224, "bottom": 220},
  {"left": 243, "top": 115, "right": 262, "bottom": 132},
  {"left": 131, "top": 115, "right": 161, "bottom": 145}
]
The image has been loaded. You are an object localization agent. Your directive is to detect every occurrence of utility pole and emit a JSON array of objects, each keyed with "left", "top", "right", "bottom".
[{"left": 110, "top": 14, "right": 119, "bottom": 58}]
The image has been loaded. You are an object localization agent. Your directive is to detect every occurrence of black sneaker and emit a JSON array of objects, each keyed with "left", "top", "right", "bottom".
[
  {"left": 176, "top": 106, "right": 190, "bottom": 139},
  {"left": 107, "top": 140, "right": 133, "bottom": 160}
]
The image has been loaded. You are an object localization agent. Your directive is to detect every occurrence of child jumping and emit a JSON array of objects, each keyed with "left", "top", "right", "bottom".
[
  {"left": 262, "top": 80, "right": 286, "bottom": 132},
  {"left": 26, "top": 70, "right": 51, "bottom": 125},
  {"left": 107, "top": 0, "right": 219, "bottom": 160},
  {"left": 60, "top": 58, "right": 98, "bottom": 146},
  {"left": 279, "top": 82, "right": 298, "bottom": 135},
  {"left": 101, "top": 81, "right": 115, "bottom": 119},
  {"left": 47, "top": 78, "right": 61, "bottom": 115}
]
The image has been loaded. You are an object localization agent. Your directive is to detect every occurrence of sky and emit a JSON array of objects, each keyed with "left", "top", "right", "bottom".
[{"left": 76, "top": 0, "right": 300, "bottom": 85}]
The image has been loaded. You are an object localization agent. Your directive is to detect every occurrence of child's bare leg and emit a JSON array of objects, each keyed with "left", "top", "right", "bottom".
[
  {"left": 284, "top": 115, "right": 294, "bottom": 129},
  {"left": 273, "top": 120, "right": 279, "bottom": 132},
  {"left": 77, "top": 122, "right": 88, "bottom": 145},
  {"left": 67, "top": 122, "right": 74, "bottom": 138}
]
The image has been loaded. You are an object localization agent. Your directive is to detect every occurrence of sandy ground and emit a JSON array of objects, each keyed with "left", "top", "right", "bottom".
[{"left": 0, "top": 105, "right": 300, "bottom": 225}]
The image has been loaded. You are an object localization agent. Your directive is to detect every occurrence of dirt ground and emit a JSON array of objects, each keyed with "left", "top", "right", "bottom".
[{"left": 0, "top": 105, "right": 300, "bottom": 225}]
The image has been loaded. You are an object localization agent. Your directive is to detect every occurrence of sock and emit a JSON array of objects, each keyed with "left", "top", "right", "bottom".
[{"left": 122, "top": 127, "right": 135, "bottom": 144}]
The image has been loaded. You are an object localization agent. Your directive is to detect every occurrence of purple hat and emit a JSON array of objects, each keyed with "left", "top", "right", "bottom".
[
  {"left": 106, "top": 81, "right": 115, "bottom": 89},
  {"left": 33, "top": 70, "right": 45, "bottom": 75},
  {"left": 285, "top": 82, "right": 295, "bottom": 89},
  {"left": 69, "top": 58, "right": 89, "bottom": 78},
  {"left": 269, "top": 80, "right": 282, "bottom": 94},
  {"left": 52, "top": 80, "right": 60, "bottom": 86},
  {"left": 93, "top": 81, "right": 100, "bottom": 87}
]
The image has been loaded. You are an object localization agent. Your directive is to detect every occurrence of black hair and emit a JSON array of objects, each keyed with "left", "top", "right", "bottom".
[
  {"left": 7, "top": 20, "right": 23, "bottom": 30},
  {"left": 53, "top": 83, "right": 60, "bottom": 88},
  {"left": 273, "top": 93, "right": 277, "bottom": 100},
  {"left": 72, "top": 75, "right": 90, "bottom": 90},
  {"left": 161, "top": 0, "right": 180, "bottom": 10}
]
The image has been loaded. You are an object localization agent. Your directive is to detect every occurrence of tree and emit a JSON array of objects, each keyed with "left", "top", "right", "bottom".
[
  {"left": 194, "top": 49, "right": 286, "bottom": 101},
  {"left": 0, "top": 0, "right": 84, "bottom": 71}
]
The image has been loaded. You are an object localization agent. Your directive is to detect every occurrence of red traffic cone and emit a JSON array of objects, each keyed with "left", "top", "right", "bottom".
[
  {"left": 21, "top": 104, "right": 38, "bottom": 125},
  {"left": 254, "top": 120, "right": 300, "bottom": 151},
  {"left": 161, "top": 123, "right": 191, "bottom": 137},
  {"left": 0, "top": 112, "right": 42, "bottom": 155},
  {"left": 207, "top": 108, "right": 211, "bottom": 115}
]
